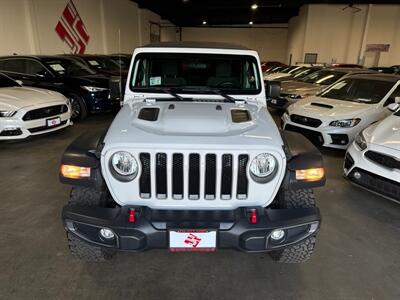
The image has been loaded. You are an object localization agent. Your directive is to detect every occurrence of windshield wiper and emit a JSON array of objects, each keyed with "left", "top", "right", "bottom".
[
  {"left": 140, "top": 87, "right": 186, "bottom": 101},
  {"left": 175, "top": 87, "right": 238, "bottom": 103}
]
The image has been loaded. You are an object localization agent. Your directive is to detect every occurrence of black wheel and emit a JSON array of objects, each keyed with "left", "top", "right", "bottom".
[
  {"left": 269, "top": 189, "right": 317, "bottom": 263},
  {"left": 66, "top": 187, "right": 115, "bottom": 262},
  {"left": 67, "top": 93, "right": 87, "bottom": 121}
]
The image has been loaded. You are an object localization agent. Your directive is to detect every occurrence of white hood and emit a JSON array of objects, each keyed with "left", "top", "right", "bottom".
[
  {"left": 264, "top": 72, "right": 291, "bottom": 81},
  {"left": 0, "top": 86, "right": 65, "bottom": 111},
  {"left": 289, "top": 96, "right": 376, "bottom": 121},
  {"left": 364, "top": 114, "right": 400, "bottom": 151}
]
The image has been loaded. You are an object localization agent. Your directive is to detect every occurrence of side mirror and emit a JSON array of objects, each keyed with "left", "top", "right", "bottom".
[
  {"left": 387, "top": 103, "right": 400, "bottom": 112},
  {"left": 15, "top": 80, "right": 23, "bottom": 86},
  {"left": 265, "top": 80, "right": 281, "bottom": 99},
  {"left": 36, "top": 70, "right": 50, "bottom": 78}
]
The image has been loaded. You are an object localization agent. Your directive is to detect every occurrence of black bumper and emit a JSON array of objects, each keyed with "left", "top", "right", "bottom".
[{"left": 63, "top": 205, "right": 321, "bottom": 252}]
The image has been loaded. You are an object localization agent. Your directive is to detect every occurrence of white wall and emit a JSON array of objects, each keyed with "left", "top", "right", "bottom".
[
  {"left": 0, "top": 0, "right": 161, "bottom": 55},
  {"left": 287, "top": 4, "right": 400, "bottom": 66},
  {"left": 181, "top": 26, "right": 288, "bottom": 62}
]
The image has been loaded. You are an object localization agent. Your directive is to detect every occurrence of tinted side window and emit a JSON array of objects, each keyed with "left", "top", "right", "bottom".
[
  {"left": 1, "top": 59, "right": 26, "bottom": 73},
  {"left": 26, "top": 60, "right": 46, "bottom": 76},
  {"left": 384, "top": 84, "right": 400, "bottom": 106}
]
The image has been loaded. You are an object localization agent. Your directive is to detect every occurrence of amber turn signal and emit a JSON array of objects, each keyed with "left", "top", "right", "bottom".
[
  {"left": 295, "top": 168, "right": 325, "bottom": 181},
  {"left": 60, "top": 164, "right": 91, "bottom": 179}
]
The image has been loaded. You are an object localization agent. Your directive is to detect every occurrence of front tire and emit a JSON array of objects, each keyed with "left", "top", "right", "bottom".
[
  {"left": 66, "top": 187, "right": 115, "bottom": 262},
  {"left": 269, "top": 189, "right": 317, "bottom": 263},
  {"left": 67, "top": 93, "right": 87, "bottom": 121}
]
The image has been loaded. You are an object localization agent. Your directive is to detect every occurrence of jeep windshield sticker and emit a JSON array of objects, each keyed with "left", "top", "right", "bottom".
[
  {"left": 49, "top": 64, "right": 65, "bottom": 72},
  {"left": 149, "top": 76, "right": 162, "bottom": 86}
]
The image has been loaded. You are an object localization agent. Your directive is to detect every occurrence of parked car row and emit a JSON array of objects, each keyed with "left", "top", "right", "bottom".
[
  {"left": 273, "top": 72, "right": 400, "bottom": 204},
  {"left": 0, "top": 53, "right": 132, "bottom": 140}
]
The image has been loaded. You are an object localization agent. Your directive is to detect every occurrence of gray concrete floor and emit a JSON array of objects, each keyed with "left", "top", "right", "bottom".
[{"left": 0, "top": 112, "right": 400, "bottom": 300}]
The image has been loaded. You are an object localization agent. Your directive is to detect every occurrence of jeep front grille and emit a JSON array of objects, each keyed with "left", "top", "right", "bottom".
[{"left": 139, "top": 153, "right": 249, "bottom": 200}]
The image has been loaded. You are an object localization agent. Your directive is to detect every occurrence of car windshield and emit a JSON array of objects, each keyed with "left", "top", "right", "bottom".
[
  {"left": 300, "top": 70, "right": 345, "bottom": 85},
  {"left": 43, "top": 58, "right": 96, "bottom": 77},
  {"left": 0, "top": 73, "right": 19, "bottom": 87},
  {"left": 85, "top": 57, "right": 120, "bottom": 70},
  {"left": 281, "top": 66, "right": 297, "bottom": 73},
  {"left": 131, "top": 53, "right": 261, "bottom": 95},
  {"left": 293, "top": 68, "right": 321, "bottom": 79},
  {"left": 110, "top": 56, "right": 131, "bottom": 69},
  {"left": 319, "top": 78, "right": 394, "bottom": 103}
]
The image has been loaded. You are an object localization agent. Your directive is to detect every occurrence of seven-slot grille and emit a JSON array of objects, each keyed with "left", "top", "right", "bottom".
[
  {"left": 138, "top": 153, "right": 249, "bottom": 200},
  {"left": 290, "top": 114, "right": 322, "bottom": 128},
  {"left": 365, "top": 151, "right": 400, "bottom": 170}
]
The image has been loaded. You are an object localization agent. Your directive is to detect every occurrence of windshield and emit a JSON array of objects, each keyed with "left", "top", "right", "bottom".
[
  {"left": 85, "top": 57, "right": 120, "bottom": 70},
  {"left": 131, "top": 53, "right": 261, "bottom": 95},
  {"left": 0, "top": 73, "right": 19, "bottom": 88},
  {"left": 293, "top": 68, "right": 321, "bottom": 79},
  {"left": 110, "top": 56, "right": 131, "bottom": 69},
  {"left": 301, "top": 70, "right": 345, "bottom": 85},
  {"left": 319, "top": 78, "right": 394, "bottom": 103},
  {"left": 43, "top": 58, "right": 96, "bottom": 77},
  {"left": 281, "top": 66, "right": 297, "bottom": 73}
]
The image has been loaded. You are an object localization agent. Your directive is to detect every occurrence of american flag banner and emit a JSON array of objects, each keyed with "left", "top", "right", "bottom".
[{"left": 55, "top": 0, "right": 90, "bottom": 54}]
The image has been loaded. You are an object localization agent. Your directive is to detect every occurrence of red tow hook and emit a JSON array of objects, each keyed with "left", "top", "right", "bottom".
[
  {"left": 129, "top": 208, "right": 136, "bottom": 223},
  {"left": 249, "top": 209, "right": 258, "bottom": 224}
]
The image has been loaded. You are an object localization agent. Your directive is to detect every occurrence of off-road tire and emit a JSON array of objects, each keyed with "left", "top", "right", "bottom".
[
  {"left": 67, "top": 233, "right": 114, "bottom": 262},
  {"left": 66, "top": 186, "right": 115, "bottom": 261},
  {"left": 269, "top": 188, "right": 317, "bottom": 263}
]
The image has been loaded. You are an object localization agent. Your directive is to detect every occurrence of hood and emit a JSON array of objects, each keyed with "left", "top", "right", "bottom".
[
  {"left": 264, "top": 72, "right": 291, "bottom": 81},
  {"left": 104, "top": 100, "right": 283, "bottom": 149},
  {"left": 289, "top": 96, "right": 375, "bottom": 120},
  {"left": 0, "top": 86, "right": 65, "bottom": 111},
  {"left": 69, "top": 74, "right": 112, "bottom": 88},
  {"left": 364, "top": 114, "right": 400, "bottom": 151},
  {"left": 281, "top": 81, "right": 324, "bottom": 96}
]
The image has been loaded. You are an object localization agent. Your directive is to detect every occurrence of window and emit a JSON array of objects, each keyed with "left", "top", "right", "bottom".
[
  {"left": 320, "top": 78, "right": 395, "bottom": 104},
  {"left": 25, "top": 60, "right": 47, "bottom": 76},
  {"left": 0, "top": 59, "right": 26, "bottom": 74},
  {"left": 0, "top": 73, "right": 19, "bottom": 88},
  {"left": 131, "top": 53, "right": 261, "bottom": 95},
  {"left": 384, "top": 84, "right": 400, "bottom": 106},
  {"left": 302, "top": 70, "right": 345, "bottom": 85}
]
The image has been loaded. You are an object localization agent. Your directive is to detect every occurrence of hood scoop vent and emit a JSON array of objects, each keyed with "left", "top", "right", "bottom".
[
  {"left": 231, "top": 109, "right": 251, "bottom": 123},
  {"left": 138, "top": 107, "right": 160, "bottom": 121},
  {"left": 310, "top": 102, "right": 333, "bottom": 109}
]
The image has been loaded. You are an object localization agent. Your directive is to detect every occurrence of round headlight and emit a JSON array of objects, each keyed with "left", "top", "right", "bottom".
[
  {"left": 250, "top": 153, "right": 277, "bottom": 182},
  {"left": 110, "top": 151, "right": 138, "bottom": 181}
]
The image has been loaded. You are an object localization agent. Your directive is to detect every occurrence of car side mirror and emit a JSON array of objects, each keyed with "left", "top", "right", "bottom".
[
  {"left": 387, "top": 103, "right": 400, "bottom": 112},
  {"left": 15, "top": 80, "right": 23, "bottom": 86},
  {"left": 36, "top": 70, "right": 50, "bottom": 78},
  {"left": 265, "top": 80, "right": 281, "bottom": 99}
]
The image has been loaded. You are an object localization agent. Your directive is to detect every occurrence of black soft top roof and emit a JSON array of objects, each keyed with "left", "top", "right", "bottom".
[{"left": 142, "top": 41, "right": 251, "bottom": 51}]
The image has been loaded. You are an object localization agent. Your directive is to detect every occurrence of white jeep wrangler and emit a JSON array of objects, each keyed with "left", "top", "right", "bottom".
[{"left": 60, "top": 42, "right": 325, "bottom": 263}]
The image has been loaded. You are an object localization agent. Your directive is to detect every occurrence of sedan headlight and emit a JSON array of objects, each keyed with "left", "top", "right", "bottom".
[
  {"left": 81, "top": 86, "right": 109, "bottom": 92},
  {"left": 0, "top": 111, "right": 17, "bottom": 117},
  {"left": 110, "top": 151, "right": 138, "bottom": 181},
  {"left": 329, "top": 118, "right": 361, "bottom": 128},
  {"left": 354, "top": 132, "right": 367, "bottom": 151},
  {"left": 250, "top": 153, "right": 277, "bottom": 183}
]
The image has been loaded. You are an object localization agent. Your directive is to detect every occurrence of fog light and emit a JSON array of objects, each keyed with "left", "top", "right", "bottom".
[
  {"left": 99, "top": 228, "right": 115, "bottom": 240},
  {"left": 354, "top": 171, "right": 361, "bottom": 180},
  {"left": 270, "top": 229, "right": 285, "bottom": 240}
]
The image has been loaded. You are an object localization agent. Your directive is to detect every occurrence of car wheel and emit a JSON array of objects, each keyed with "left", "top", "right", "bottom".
[{"left": 68, "top": 93, "right": 87, "bottom": 121}]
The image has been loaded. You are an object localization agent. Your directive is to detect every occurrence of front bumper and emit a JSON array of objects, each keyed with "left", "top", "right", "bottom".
[
  {"left": 282, "top": 114, "right": 360, "bottom": 149},
  {"left": 63, "top": 206, "right": 321, "bottom": 252}
]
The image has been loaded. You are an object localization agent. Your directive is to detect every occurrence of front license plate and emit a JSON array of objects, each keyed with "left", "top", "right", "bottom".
[
  {"left": 47, "top": 117, "right": 61, "bottom": 127},
  {"left": 169, "top": 229, "right": 217, "bottom": 252}
]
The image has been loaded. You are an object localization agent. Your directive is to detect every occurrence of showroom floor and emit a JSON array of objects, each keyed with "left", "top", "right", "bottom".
[{"left": 0, "top": 113, "right": 399, "bottom": 300}]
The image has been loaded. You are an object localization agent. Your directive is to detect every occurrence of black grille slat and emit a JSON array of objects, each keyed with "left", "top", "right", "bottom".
[
  {"left": 23, "top": 105, "right": 68, "bottom": 121},
  {"left": 139, "top": 153, "right": 151, "bottom": 198},
  {"left": 365, "top": 151, "right": 400, "bottom": 170},
  {"left": 172, "top": 154, "right": 184, "bottom": 199},
  {"left": 155, "top": 153, "right": 167, "bottom": 198},
  {"left": 237, "top": 155, "right": 249, "bottom": 199},
  {"left": 221, "top": 154, "right": 233, "bottom": 199},
  {"left": 188, "top": 154, "right": 200, "bottom": 199},
  {"left": 204, "top": 154, "right": 217, "bottom": 199},
  {"left": 290, "top": 114, "right": 322, "bottom": 128}
]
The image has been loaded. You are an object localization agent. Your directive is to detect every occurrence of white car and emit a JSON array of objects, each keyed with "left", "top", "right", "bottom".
[
  {"left": 0, "top": 73, "right": 72, "bottom": 140},
  {"left": 263, "top": 66, "right": 306, "bottom": 81},
  {"left": 282, "top": 74, "right": 400, "bottom": 149},
  {"left": 59, "top": 42, "right": 326, "bottom": 263},
  {"left": 344, "top": 105, "right": 400, "bottom": 203}
]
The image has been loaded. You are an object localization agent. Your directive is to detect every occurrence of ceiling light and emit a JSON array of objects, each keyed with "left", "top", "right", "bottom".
[
  {"left": 202, "top": 21, "right": 207, "bottom": 25},
  {"left": 251, "top": 4, "right": 258, "bottom": 10},
  {"left": 249, "top": 21, "right": 254, "bottom": 25}
]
